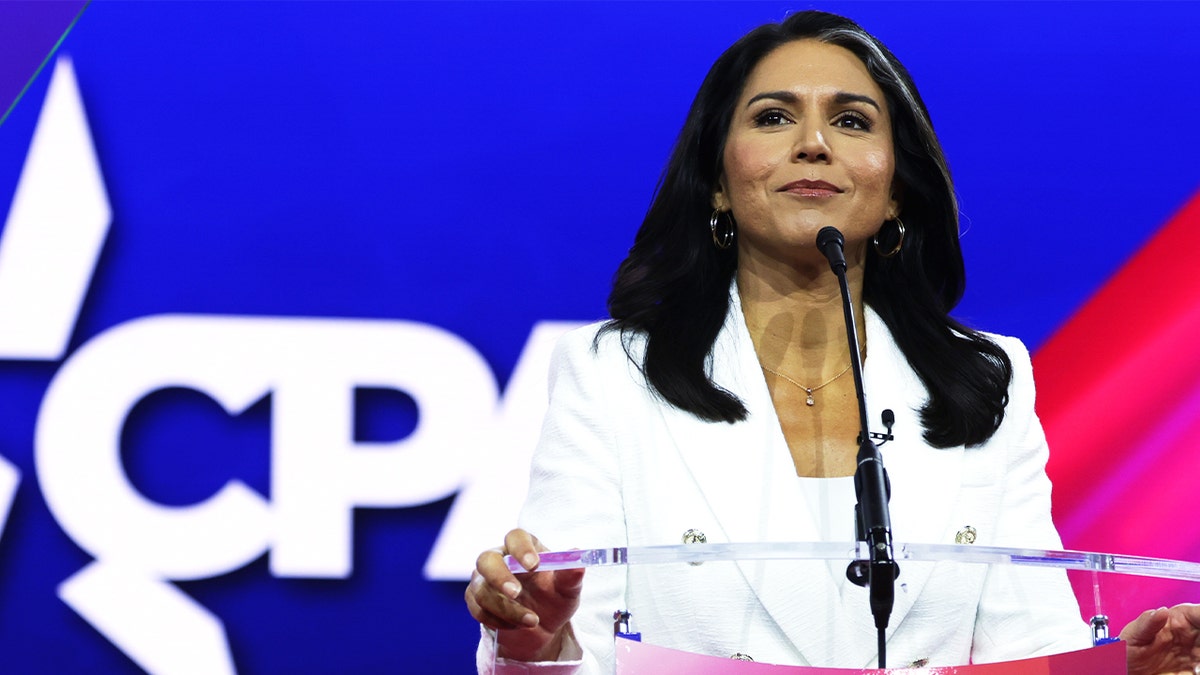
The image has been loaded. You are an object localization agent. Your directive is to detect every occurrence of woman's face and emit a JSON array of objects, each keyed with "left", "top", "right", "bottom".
[{"left": 714, "top": 39, "right": 899, "bottom": 263}]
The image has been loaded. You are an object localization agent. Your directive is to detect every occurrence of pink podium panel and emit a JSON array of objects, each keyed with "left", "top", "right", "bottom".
[{"left": 614, "top": 637, "right": 1126, "bottom": 674}]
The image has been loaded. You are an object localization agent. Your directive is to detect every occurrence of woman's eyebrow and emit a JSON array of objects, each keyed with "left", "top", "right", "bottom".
[
  {"left": 745, "top": 90, "right": 880, "bottom": 112},
  {"left": 833, "top": 91, "right": 881, "bottom": 111},
  {"left": 745, "top": 90, "right": 798, "bottom": 108}
]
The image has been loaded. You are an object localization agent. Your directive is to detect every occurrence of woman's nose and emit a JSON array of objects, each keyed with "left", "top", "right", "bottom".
[{"left": 793, "top": 121, "right": 831, "bottom": 163}]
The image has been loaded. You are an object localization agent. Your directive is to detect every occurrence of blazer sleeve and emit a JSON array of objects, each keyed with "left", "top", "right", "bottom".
[
  {"left": 970, "top": 335, "right": 1093, "bottom": 662},
  {"left": 478, "top": 325, "right": 631, "bottom": 674}
]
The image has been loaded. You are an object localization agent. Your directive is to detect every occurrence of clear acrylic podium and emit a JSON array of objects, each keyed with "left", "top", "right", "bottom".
[{"left": 490, "top": 541, "right": 1200, "bottom": 673}]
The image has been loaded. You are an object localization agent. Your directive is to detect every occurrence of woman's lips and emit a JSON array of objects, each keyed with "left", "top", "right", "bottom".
[{"left": 779, "top": 180, "right": 843, "bottom": 197}]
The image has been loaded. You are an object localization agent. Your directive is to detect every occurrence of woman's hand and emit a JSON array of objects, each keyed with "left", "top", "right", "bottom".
[
  {"left": 1120, "top": 603, "right": 1200, "bottom": 675},
  {"left": 465, "top": 528, "right": 585, "bottom": 663}
]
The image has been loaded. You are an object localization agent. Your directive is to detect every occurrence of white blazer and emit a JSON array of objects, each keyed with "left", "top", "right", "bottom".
[{"left": 484, "top": 292, "right": 1090, "bottom": 673}]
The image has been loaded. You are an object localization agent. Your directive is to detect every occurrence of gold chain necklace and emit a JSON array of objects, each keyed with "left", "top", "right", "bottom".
[{"left": 761, "top": 362, "right": 854, "bottom": 407}]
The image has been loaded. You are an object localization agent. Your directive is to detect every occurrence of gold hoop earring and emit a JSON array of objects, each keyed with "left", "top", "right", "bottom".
[
  {"left": 710, "top": 210, "right": 735, "bottom": 250},
  {"left": 873, "top": 217, "right": 905, "bottom": 258}
]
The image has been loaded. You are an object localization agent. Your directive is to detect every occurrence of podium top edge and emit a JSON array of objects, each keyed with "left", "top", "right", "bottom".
[{"left": 502, "top": 541, "right": 1200, "bottom": 582}]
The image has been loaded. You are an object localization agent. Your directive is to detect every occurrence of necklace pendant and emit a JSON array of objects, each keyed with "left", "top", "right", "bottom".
[{"left": 805, "top": 388, "right": 815, "bottom": 406}]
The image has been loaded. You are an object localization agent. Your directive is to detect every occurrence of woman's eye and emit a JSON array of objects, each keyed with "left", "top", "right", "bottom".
[
  {"left": 834, "top": 112, "right": 872, "bottom": 131},
  {"left": 753, "top": 110, "right": 793, "bottom": 127}
]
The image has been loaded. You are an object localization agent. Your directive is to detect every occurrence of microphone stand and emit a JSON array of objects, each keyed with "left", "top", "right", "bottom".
[{"left": 816, "top": 226, "right": 898, "bottom": 668}]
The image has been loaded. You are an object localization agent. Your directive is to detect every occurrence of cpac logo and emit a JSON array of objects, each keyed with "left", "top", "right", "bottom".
[{"left": 1, "top": 58, "right": 569, "bottom": 674}]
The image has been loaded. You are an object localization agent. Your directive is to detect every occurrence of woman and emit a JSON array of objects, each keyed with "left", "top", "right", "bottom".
[{"left": 466, "top": 10, "right": 1200, "bottom": 673}]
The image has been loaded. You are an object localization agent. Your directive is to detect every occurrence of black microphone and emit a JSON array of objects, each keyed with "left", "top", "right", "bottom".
[
  {"left": 816, "top": 226, "right": 898, "bottom": 667},
  {"left": 816, "top": 226, "right": 847, "bottom": 273},
  {"left": 868, "top": 410, "right": 895, "bottom": 445}
]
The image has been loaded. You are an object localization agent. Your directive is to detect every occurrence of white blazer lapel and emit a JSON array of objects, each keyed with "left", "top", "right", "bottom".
[
  {"left": 659, "top": 291, "right": 887, "bottom": 666},
  {"left": 658, "top": 290, "right": 818, "bottom": 546}
]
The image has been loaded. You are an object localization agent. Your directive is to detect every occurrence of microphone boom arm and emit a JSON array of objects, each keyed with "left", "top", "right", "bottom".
[{"left": 816, "top": 226, "right": 899, "bottom": 667}]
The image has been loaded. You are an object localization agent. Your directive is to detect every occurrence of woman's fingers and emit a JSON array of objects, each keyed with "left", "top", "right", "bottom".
[
  {"left": 475, "top": 546, "right": 523, "bottom": 597},
  {"left": 466, "top": 571, "right": 539, "bottom": 630},
  {"left": 505, "top": 528, "right": 544, "bottom": 571},
  {"left": 1120, "top": 603, "right": 1200, "bottom": 675},
  {"left": 471, "top": 544, "right": 537, "bottom": 629},
  {"left": 1121, "top": 606, "right": 1172, "bottom": 646},
  {"left": 466, "top": 528, "right": 582, "bottom": 648}
]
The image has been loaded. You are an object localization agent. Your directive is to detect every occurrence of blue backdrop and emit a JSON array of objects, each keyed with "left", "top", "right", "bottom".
[{"left": 1, "top": 2, "right": 1198, "bottom": 673}]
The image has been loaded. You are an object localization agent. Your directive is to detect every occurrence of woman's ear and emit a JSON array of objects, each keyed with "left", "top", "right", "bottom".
[
  {"left": 711, "top": 177, "right": 730, "bottom": 212},
  {"left": 887, "top": 183, "right": 903, "bottom": 220}
]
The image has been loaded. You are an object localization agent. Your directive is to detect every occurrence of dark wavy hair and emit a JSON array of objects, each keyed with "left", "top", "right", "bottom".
[{"left": 603, "top": 10, "right": 1011, "bottom": 448}]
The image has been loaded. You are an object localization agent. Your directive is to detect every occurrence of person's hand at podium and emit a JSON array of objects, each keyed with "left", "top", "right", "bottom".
[
  {"left": 465, "top": 528, "right": 585, "bottom": 663},
  {"left": 1120, "top": 603, "right": 1200, "bottom": 675}
]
